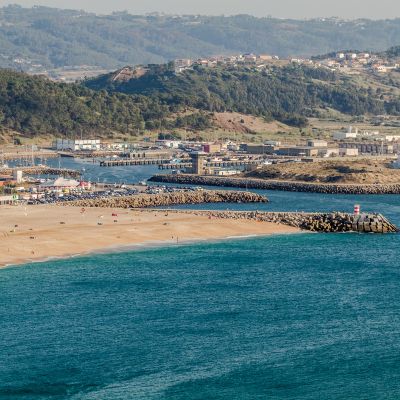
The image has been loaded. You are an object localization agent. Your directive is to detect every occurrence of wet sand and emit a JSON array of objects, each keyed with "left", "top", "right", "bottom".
[{"left": 0, "top": 205, "right": 299, "bottom": 268}]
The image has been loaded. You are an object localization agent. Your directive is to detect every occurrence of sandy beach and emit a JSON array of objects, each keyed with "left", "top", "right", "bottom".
[{"left": 0, "top": 205, "right": 299, "bottom": 268}]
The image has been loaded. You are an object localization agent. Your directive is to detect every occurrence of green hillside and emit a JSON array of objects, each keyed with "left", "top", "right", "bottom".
[
  {"left": 1, "top": 60, "right": 400, "bottom": 139},
  {"left": 0, "top": 69, "right": 157, "bottom": 136},
  {"left": 85, "top": 63, "right": 398, "bottom": 126}
]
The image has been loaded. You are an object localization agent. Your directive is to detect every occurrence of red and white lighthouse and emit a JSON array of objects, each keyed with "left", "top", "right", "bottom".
[{"left": 354, "top": 204, "right": 360, "bottom": 215}]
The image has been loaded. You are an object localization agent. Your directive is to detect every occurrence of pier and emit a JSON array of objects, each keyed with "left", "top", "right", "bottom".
[
  {"left": 158, "top": 159, "right": 261, "bottom": 170},
  {"left": 100, "top": 157, "right": 265, "bottom": 169},
  {"left": 100, "top": 158, "right": 173, "bottom": 167}
]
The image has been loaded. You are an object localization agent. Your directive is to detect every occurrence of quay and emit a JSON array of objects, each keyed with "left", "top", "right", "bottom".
[
  {"left": 0, "top": 150, "right": 58, "bottom": 161},
  {"left": 59, "top": 150, "right": 125, "bottom": 158},
  {"left": 100, "top": 159, "right": 263, "bottom": 168}
]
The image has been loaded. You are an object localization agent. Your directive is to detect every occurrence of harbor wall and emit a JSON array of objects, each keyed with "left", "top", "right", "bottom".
[
  {"left": 149, "top": 174, "right": 400, "bottom": 195},
  {"left": 147, "top": 209, "right": 398, "bottom": 234}
]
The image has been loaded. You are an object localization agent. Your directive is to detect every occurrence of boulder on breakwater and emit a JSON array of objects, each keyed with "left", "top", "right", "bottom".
[
  {"left": 148, "top": 209, "right": 398, "bottom": 234},
  {"left": 149, "top": 174, "right": 400, "bottom": 195},
  {"left": 59, "top": 190, "right": 268, "bottom": 208}
]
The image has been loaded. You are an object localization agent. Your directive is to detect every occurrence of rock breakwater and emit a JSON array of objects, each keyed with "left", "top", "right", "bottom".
[
  {"left": 60, "top": 190, "right": 268, "bottom": 208},
  {"left": 150, "top": 174, "right": 400, "bottom": 195},
  {"left": 3, "top": 167, "right": 80, "bottom": 178},
  {"left": 148, "top": 210, "right": 398, "bottom": 233}
]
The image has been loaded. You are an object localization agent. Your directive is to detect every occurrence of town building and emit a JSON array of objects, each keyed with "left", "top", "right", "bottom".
[
  {"left": 202, "top": 143, "right": 221, "bottom": 153},
  {"left": 275, "top": 146, "right": 319, "bottom": 157},
  {"left": 241, "top": 144, "right": 273, "bottom": 155},
  {"left": 155, "top": 140, "right": 182, "bottom": 149},
  {"left": 13, "top": 170, "right": 23, "bottom": 184},
  {"left": 214, "top": 169, "right": 241, "bottom": 176},
  {"left": 333, "top": 131, "right": 358, "bottom": 140},
  {"left": 339, "top": 148, "right": 359, "bottom": 157},
  {"left": 190, "top": 152, "right": 206, "bottom": 175},
  {"left": 54, "top": 139, "right": 101, "bottom": 151},
  {"left": 0, "top": 195, "right": 19, "bottom": 205},
  {"left": 39, "top": 177, "right": 81, "bottom": 191},
  {"left": 307, "top": 139, "right": 328, "bottom": 148}
]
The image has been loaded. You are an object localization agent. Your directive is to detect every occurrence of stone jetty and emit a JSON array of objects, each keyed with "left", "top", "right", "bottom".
[
  {"left": 150, "top": 174, "right": 400, "bottom": 195},
  {"left": 147, "top": 209, "right": 398, "bottom": 234},
  {"left": 2, "top": 166, "right": 81, "bottom": 178},
  {"left": 60, "top": 190, "right": 268, "bottom": 208}
]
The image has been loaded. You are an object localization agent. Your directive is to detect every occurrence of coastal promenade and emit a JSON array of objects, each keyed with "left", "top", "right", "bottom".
[{"left": 150, "top": 174, "right": 400, "bottom": 195}]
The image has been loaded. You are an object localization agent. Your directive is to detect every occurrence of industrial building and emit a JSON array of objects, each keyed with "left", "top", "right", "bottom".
[
  {"left": 339, "top": 142, "right": 394, "bottom": 155},
  {"left": 275, "top": 146, "right": 319, "bottom": 157}
]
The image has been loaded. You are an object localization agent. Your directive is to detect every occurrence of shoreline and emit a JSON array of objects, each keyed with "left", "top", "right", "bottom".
[
  {"left": 2, "top": 231, "right": 301, "bottom": 270},
  {"left": 0, "top": 205, "right": 299, "bottom": 269}
]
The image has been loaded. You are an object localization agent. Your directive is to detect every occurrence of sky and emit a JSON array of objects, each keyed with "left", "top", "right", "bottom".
[{"left": 1, "top": 0, "right": 400, "bottom": 19}]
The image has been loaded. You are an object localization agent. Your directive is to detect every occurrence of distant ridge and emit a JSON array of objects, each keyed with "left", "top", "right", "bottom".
[{"left": 1, "top": 5, "right": 400, "bottom": 70}]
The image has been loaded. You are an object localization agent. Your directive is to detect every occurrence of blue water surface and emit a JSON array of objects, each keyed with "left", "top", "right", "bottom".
[{"left": 1, "top": 160, "right": 400, "bottom": 399}]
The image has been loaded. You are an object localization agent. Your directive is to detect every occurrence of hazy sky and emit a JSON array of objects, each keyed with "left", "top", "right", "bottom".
[{"left": 2, "top": 0, "right": 400, "bottom": 19}]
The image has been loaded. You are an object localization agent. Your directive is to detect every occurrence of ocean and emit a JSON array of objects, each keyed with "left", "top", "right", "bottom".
[{"left": 1, "top": 161, "right": 400, "bottom": 399}]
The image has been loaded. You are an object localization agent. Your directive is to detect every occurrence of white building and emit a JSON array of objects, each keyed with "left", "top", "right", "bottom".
[
  {"left": 339, "top": 148, "right": 359, "bottom": 157},
  {"left": 214, "top": 170, "right": 241, "bottom": 176},
  {"left": 0, "top": 195, "right": 18, "bottom": 205},
  {"left": 39, "top": 177, "right": 81, "bottom": 190},
  {"left": 55, "top": 139, "right": 101, "bottom": 151},
  {"left": 13, "top": 170, "right": 23, "bottom": 183},
  {"left": 333, "top": 131, "right": 358, "bottom": 140},
  {"left": 265, "top": 140, "right": 281, "bottom": 146},
  {"left": 155, "top": 140, "right": 181, "bottom": 149},
  {"left": 307, "top": 139, "right": 328, "bottom": 148},
  {"left": 382, "top": 135, "right": 400, "bottom": 142}
]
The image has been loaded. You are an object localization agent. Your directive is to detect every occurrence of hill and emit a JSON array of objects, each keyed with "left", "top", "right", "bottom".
[
  {"left": 0, "top": 69, "right": 167, "bottom": 138},
  {"left": 85, "top": 63, "right": 399, "bottom": 126},
  {"left": 243, "top": 159, "right": 400, "bottom": 185},
  {"left": 1, "top": 60, "right": 400, "bottom": 141},
  {"left": 2, "top": 5, "right": 400, "bottom": 70}
]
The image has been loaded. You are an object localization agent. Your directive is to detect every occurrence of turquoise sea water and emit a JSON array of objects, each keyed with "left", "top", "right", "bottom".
[{"left": 1, "top": 161, "right": 400, "bottom": 399}]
